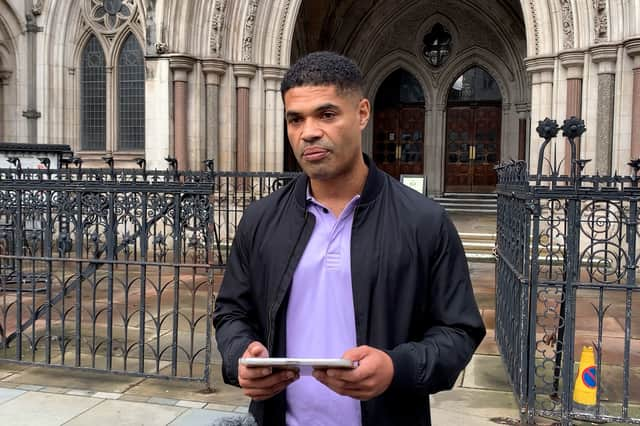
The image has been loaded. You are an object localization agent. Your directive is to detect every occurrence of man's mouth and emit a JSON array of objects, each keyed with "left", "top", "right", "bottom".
[{"left": 302, "top": 147, "right": 330, "bottom": 161}]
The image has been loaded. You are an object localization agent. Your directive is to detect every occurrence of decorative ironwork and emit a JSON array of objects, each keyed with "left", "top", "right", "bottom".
[
  {"left": 495, "top": 117, "right": 640, "bottom": 425},
  {"left": 0, "top": 163, "right": 299, "bottom": 386}
]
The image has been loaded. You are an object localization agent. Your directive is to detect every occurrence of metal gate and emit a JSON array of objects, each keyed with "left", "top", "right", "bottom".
[
  {"left": 495, "top": 117, "right": 640, "bottom": 424},
  {"left": 0, "top": 165, "right": 297, "bottom": 386}
]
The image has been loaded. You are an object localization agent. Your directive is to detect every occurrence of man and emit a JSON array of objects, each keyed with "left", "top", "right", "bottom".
[{"left": 213, "top": 51, "right": 485, "bottom": 426}]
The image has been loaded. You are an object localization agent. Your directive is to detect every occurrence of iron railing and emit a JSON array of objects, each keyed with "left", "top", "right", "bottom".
[
  {"left": 496, "top": 117, "right": 640, "bottom": 425},
  {"left": 0, "top": 166, "right": 298, "bottom": 386}
]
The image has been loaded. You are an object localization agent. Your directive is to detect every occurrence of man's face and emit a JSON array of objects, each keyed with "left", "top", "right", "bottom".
[{"left": 284, "top": 85, "right": 370, "bottom": 181}]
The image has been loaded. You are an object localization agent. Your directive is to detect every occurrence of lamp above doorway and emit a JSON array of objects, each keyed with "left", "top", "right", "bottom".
[{"left": 422, "top": 23, "right": 452, "bottom": 67}]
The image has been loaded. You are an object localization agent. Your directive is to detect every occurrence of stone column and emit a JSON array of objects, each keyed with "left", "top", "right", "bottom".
[
  {"left": 524, "top": 56, "right": 555, "bottom": 172},
  {"left": 591, "top": 45, "right": 618, "bottom": 175},
  {"left": 23, "top": 9, "right": 41, "bottom": 143},
  {"left": 625, "top": 39, "right": 640, "bottom": 159},
  {"left": 233, "top": 64, "right": 257, "bottom": 172},
  {"left": 515, "top": 102, "right": 530, "bottom": 161},
  {"left": 263, "top": 67, "right": 286, "bottom": 171},
  {"left": 170, "top": 56, "right": 194, "bottom": 171},
  {"left": 559, "top": 51, "right": 585, "bottom": 174},
  {"left": 0, "top": 71, "right": 11, "bottom": 141},
  {"left": 429, "top": 103, "right": 446, "bottom": 196},
  {"left": 202, "top": 59, "right": 227, "bottom": 169}
]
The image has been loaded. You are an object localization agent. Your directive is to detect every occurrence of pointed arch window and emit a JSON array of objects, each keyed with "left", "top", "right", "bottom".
[
  {"left": 80, "top": 36, "right": 106, "bottom": 150},
  {"left": 118, "top": 33, "right": 145, "bottom": 150}
]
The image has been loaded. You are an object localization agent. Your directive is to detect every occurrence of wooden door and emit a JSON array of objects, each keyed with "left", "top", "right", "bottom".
[
  {"left": 445, "top": 106, "right": 501, "bottom": 193},
  {"left": 373, "top": 107, "right": 424, "bottom": 179}
]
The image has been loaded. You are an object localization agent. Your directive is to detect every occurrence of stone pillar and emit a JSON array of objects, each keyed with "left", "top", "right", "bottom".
[
  {"left": 263, "top": 67, "right": 286, "bottom": 171},
  {"left": 559, "top": 51, "right": 585, "bottom": 174},
  {"left": 202, "top": 59, "right": 227, "bottom": 169},
  {"left": 233, "top": 64, "right": 256, "bottom": 172},
  {"left": 23, "top": 9, "right": 41, "bottom": 143},
  {"left": 515, "top": 102, "right": 530, "bottom": 161},
  {"left": 170, "top": 56, "right": 194, "bottom": 171},
  {"left": 591, "top": 45, "right": 618, "bottom": 175},
  {"left": 625, "top": 39, "right": 640, "bottom": 159},
  {"left": 430, "top": 103, "right": 446, "bottom": 195},
  {"left": 0, "top": 71, "right": 11, "bottom": 141},
  {"left": 524, "top": 56, "right": 555, "bottom": 171}
]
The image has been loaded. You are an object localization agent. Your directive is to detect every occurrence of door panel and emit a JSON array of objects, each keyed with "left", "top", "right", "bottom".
[
  {"left": 374, "top": 107, "right": 424, "bottom": 179},
  {"left": 445, "top": 106, "right": 501, "bottom": 193}
]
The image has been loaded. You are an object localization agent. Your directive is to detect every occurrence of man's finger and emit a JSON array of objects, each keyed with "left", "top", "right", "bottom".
[{"left": 240, "top": 365, "right": 273, "bottom": 379}]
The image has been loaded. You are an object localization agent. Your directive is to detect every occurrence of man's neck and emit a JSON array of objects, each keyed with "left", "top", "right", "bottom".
[{"left": 309, "top": 161, "right": 369, "bottom": 217}]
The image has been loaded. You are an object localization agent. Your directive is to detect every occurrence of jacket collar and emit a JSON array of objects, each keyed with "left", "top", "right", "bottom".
[{"left": 293, "top": 153, "right": 384, "bottom": 209}]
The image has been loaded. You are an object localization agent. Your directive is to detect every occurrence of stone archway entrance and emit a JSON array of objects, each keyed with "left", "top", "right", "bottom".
[
  {"left": 445, "top": 67, "right": 502, "bottom": 193},
  {"left": 373, "top": 69, "right": 425, "bottom": 179}
]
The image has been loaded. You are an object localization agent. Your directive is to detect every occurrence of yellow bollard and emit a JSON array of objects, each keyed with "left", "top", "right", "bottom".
[{"left": 573, "top": 345, "right": 597, "bottom": 406}]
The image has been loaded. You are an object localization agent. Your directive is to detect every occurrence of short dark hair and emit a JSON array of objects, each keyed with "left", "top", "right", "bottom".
[{"left": 280, "top": 51, "right": 365, "bottom": 98}]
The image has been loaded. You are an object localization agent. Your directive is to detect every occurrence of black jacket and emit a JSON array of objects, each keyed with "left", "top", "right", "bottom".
[{"left": 213, "top": 156, "right": 486, "bottom": 426}]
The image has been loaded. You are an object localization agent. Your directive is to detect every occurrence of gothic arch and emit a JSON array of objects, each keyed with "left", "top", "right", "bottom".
[
  {"left": 435, "top": 47, "right": 514, "bottom": 108},
  {"left": 365, "top": 50, "right": 432, "bottom": 109}
]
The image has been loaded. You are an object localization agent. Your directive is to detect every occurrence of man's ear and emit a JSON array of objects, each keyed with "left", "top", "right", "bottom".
[{"left": 358, "top": 98, "right": 371, "bottom": 130}]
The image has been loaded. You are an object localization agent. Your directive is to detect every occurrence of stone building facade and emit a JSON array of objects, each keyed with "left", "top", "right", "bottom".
[{"left": 1, "top": 0, "right": 639, "bottom": 194}]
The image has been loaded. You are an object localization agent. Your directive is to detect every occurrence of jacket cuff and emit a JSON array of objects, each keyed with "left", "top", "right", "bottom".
[
  {"left": 384, "top": 344, "right": 418, "bottom": 393},
  {"left": 223, "top": 337, "right": 254, "bottom": 386}
]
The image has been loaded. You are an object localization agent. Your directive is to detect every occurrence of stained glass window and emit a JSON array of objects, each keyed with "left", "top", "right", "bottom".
[
  {"left": 118, "top": 33, "right": 145, "bottom": 151},
  {"left": 80, "top": 35, "right": 106, "bottom": 150}
]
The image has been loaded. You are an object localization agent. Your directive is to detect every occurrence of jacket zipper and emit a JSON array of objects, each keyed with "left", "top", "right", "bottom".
[{"left": 266, "top": 210, "right": 309, "bottom": 352}]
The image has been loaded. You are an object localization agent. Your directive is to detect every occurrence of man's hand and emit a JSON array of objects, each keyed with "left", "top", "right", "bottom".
[
  {"left": 312, "top": 345, "right": 394, "bottom": 400},
  {"left": 238, "top": 341, "right": 299, "bottom": 401}
]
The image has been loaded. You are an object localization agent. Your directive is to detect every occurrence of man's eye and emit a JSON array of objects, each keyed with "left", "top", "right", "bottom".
[
  {"left": 322, "top": 112, "right": 336, "bottom": 120},
  {"left": 288, "top": 117, "right": 302, "bottom": 124}
]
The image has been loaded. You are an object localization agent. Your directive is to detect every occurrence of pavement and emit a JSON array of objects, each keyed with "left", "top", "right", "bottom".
[
  {"left": 0, "top": 260, "right": 523, "bottom": 426},
  {"left": 0, "top": 212, "right": 635, "bottom": 425}
]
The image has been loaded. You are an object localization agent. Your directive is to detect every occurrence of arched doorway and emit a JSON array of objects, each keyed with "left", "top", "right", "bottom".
[
  {"left": 445, "top": 67, "right": 502, "bottom": 193},
  {"left": 373, "top": 69, "right": 425, "bottom": 179}
]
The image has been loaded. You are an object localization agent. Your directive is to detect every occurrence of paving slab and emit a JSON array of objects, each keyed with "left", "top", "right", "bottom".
[
  {"left": 1, "top": 364, "right": 142, "bottom": 393},
  {"left": 430, "top": 387, "right": 519, "bottom": 420},
  {"left": 461, "top": 354, "right": 512, "bottom": 392},
  {"left": 0, "top": 387, "right": 25, "bottom": 404},
  {"left": 431, "top": 407, "right": 502, "bottom": 425},
  {"left": 0, "top": 392, "right": 101, "bottom": 425},
  {"left": 170, "top": 408, "right": 244, "bottom": 426},
  {"left": 65, "top": 399, "right": 186, "bottom": 426}
]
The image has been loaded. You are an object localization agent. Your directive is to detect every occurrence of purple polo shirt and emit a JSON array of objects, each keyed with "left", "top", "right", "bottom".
[{"left": 285, "top": 191, "right": 361, "bottom": 426}]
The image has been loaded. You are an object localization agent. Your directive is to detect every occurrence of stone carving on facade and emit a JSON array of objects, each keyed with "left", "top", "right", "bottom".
[
  {"left": 83, "top": 0, "right": 138, "bottom": 33},
  {"left": 32, "top": 0, "right": 44, "bottom": 16},
  {"left": 210, "top": 0, "right": 227, "bottom": 56},
  {"left": 145, "top": 0, "right": 156, "bottom": 55},
  {"left": 276, "top": 0, "right": 290, "bottom": 63},
  {"left": 242, "top": 0, "right": 259, "bottom": 62},
  {"left": 593, "top": 0, "right": 608, "bottom": 43},
  {"left": 559, "top": 0, "right": 574, "bottom": 49},
  {"left": 529, "top": 0, "right": 540, "bottom": 54}
]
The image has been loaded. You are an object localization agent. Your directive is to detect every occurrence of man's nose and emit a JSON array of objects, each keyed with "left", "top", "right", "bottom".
[{"left": 301, "top": 119, "right": 322, "bottom": 142}]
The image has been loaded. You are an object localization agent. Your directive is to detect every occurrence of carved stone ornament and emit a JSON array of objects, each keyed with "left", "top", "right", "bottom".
[
  {"left": 84, "top": 0, "right": 137, "bottom": 33},
  {"left": 210, "top": 0, "right": 227, "bottom": 56},
  {"left": 559, "top": 0, "right": 574, "bottom": 49},
  {"left": 422, "top": 23, "right": 452, "bottom": 67},
  {"left": 593, "top": 0, "right": 608, "bottom": 43},
  {"left": 242, "top": 0, "right": 259, "bottom": 62},
  {"left": 32, "top": 0, "right": 44, "bottom": 15},
  {"left": 529, "top": 0, "right": 540, "bottom": 55}
]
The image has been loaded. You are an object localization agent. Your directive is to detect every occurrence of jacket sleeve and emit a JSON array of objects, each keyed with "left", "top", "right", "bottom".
[
  {"left": 386, "top": 211, "right": 486, "bottom": 395},
  {"left": 213, "top": 214, "right": 261, "bottom": 387}
]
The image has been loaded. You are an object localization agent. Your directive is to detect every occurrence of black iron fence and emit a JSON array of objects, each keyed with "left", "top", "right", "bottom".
[
  {"left": 0, "top": 165, "right": 298, "bottom": 386},
  {"left": 495, "top": 117, "right": 640, "bottom": 425}
]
